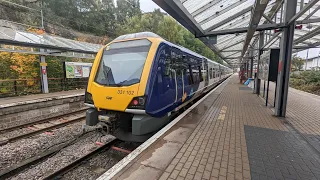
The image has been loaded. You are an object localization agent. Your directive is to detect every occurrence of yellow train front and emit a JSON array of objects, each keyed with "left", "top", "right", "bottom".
[{"left": 84, "top": 32, "right": 232, "bottom": 142}]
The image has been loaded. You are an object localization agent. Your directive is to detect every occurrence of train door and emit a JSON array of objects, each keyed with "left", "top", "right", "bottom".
[{"left": 171, "top": 48, "right": 184, "bottom": 104}]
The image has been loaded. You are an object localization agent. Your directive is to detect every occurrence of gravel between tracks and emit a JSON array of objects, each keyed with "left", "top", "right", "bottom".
[
  {"left": 61, "top": 148, "right": 126, "bottom": 180},
  {"left": 0, "top": 121, "right": 89, "bottom": 172},
  {"left": 9, "top": 132, "right": 115, "bottom": 180},
  {"left": 61, "top": 141, "right": 140, "bottom": 180}
]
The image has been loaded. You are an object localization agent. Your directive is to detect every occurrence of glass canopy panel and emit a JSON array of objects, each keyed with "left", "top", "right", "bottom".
[
  {"left": 222, "top": 42, "right": 244, "bottom": 51},
  {"left": 182, "top": 0, "right": 214, "bottom": 15},
  {"left": 222, "top": 51, "right": 240, "bottom": 57},
  {"left": 195, "top": 0, "right": 242, "bottom": 24},
  {"left": 200, "top": 0, "right": 254, "bottom": 31},
  {"left": 0, "top": 26, "right": 102, "bottom": 52},
  {"left": 214, "top": 12, "right": 251, "bottom": 31},
  {"left": 216, "top": 34, "right": 246, "bottom": 48},
  {"left": 195, "top": 0, "right": 239, "bottom": 23},
  {"left": 215, "top": 38, "right": 243, "bottom": 50},
  {"left": 226, "top": 52, "right": 241, "bottom": 58},
  {"left": 217, "top": 34, "right": 236, "bottom": 44}
]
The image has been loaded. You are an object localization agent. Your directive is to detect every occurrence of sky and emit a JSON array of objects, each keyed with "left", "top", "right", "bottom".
[{"left": 139, "top": 0, "right": 162, "bottom": 12}]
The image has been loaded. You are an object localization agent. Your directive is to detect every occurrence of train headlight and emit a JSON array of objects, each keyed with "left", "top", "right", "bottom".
[
  {"left": 85, "top": 91, "right": 94, "bottom": 104},
  {"left": 128, "top": 96, "right": 146, "bottom": 109}
]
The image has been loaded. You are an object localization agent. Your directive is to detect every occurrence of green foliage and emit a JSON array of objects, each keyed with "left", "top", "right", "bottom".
[
  {"left": 290, "top": 71, "right": 320, "bottom": 95},
  {"left": 116, "top": 10, "right": 220, "bottom": 63},
  {"left": 291, "top": 56, "right": 305, "bottom": 71}
]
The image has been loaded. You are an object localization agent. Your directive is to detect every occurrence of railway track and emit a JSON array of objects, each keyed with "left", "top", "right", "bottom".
[
  {"left": 0, "top": 138, "right": 121, "bottom": 180},
  {"left": 0, "top": 108, "right": 88, "bottom": 133},
  {"left": 42, "top": 139, "right": 120, "bottom": 180},
  {"left": 0, "top": 108, "right": 87, "bottom": 144}
]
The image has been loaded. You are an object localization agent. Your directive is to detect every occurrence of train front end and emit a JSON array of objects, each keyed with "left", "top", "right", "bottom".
[{"left": 85, "top": 37, "right": 161, "bottom": 142}]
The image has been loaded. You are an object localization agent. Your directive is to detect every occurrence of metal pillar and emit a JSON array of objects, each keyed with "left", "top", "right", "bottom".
[
  {"left": 40, "top": 49, "right": 49, "bottom": 93},
  {"left": 275, "top": 0, "right": 297, "bottom": 117},
  {"left": 249, "top": 49, "right": 254, "bottom": 78},
  {"left": 255, "top": 31, "right": 264, "bottom": 94}
]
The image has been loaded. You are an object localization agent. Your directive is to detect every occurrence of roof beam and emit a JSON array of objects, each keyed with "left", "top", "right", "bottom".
[
  {"left": 205, "top": 7, "right": 252, "bottom": 33},
  {"left": 288, "top": 0, "right": 320, "bottom": 24},
  {"left": 153, "top": 0, "right": 227, "bottom": 60},
  {"left": 296, "top": 17, "right": 320, "bottom": 24},
  {"left": 293, "top": 25, "right": 320, "bottom": 44},
  {"left": 153, "top": 0, "right": 203, "bottom": 35},
  {"left": 293, "top": 41, "right": 320, "bottom": 53},
  {"left": 262, "top": 13, "right": 276, "bottom": 24},
  {"left": 199, "top": 23, "right": 286, "bottom": 36},
  {"left": 250, "top": 0, "right": 283, "bottom": 51},
  {"left": 304, "top": 4, "right": 320, "bottom": 20},
  {"left": 241, "top": 0, "right": 270, "bottom": 59},
  {"left": 261, "top": 32, "right": 281, "bottom": 49}
]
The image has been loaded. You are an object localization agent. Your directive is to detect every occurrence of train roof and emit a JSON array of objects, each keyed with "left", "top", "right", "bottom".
[
  {"left": 112, "top": 32, "right": 230, "bottom": 69},
  {"left": 113, "top": 32, "right": 163, "bottom": 41}
]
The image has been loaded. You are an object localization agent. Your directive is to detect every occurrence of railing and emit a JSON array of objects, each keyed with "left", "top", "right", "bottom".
[
  {"left": 0, "top": 78, "right": 41, "bottom": 97},
  {"left": 0, "top": 78, "right": 88, "bottom": 98},
  {"left": 48, "top": 78, "right": 88, "bottom": 92}
]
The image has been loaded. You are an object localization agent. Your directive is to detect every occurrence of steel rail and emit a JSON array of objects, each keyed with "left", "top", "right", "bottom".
[
  {"left": 2, "top": 115, "right": 86, "bottom": 144},
  {"left": 0, "top": 108, "right": 88, "bottom": 133},
  {"left": 42, "top": 139, "right": 120, "bottom": 180}
]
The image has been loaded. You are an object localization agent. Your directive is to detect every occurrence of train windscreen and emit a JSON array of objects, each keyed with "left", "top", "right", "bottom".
[{"left": 95, "top": 39, "right": 151, "bottom": 86}]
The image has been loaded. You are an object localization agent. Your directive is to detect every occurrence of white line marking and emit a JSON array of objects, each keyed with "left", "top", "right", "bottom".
[{"left": 97, "top": 75, "right": 232, "bottom": 180}]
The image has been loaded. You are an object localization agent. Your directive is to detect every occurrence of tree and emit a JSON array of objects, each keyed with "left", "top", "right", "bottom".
[
  {"left": 115, "top": 10, "right": 220, "bottom": 62},
  {"left": 115, "top": 0, "right": 141, "bottom": 24},
  {"left": 292, "top": 56, "right": 305, "bottom": 71}
]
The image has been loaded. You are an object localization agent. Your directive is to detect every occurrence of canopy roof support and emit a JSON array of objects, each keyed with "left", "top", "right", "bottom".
[
  {"left": 288, "top": 0, "right": 320, "bottom": 24},
  {"left": 154, "top": 0, "right": 320, "bottom": 66},
  {"left": 199, "top": 23, "right": 286, "bottom": 37},
  {"left": 241, "top": 0, "right": 270, "bottom": 60},
  {"left": 275, "top": 0, "right": 297, "bottom": 117}
]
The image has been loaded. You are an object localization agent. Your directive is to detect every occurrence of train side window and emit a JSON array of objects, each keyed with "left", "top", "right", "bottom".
[
  {"left": 199, "top": 66, "right": 203, "bottom": 82},
  {"left": 187, "top": 65, "right": 194, "bottom": 85},
  {"left": 192, "top": 66, "right": 198, "bottom": 83},
  {"left": 164, "top": 54, "right": 172, "bottom": 77},
  {"left": 209, "top": 68, "right": 213, "bottom": 79}
]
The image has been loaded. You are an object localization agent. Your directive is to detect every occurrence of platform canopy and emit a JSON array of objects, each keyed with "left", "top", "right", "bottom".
[
  {"left": 0, "top": 26, "right": 103, "bottom": 59},
  {"left": 153, "top": 0, "right": 320, "bottom": 66}
]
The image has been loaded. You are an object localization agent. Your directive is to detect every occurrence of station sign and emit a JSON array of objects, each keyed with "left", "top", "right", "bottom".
[{"left": 64, "top": 62, "right": 93, "bottom": 78}]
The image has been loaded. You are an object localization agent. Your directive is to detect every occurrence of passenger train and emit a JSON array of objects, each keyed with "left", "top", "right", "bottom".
[{"left": 84, "top": 32, "right": 232, "bottom": 142}]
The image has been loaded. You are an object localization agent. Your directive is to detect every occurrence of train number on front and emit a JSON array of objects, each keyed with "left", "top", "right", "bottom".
[{"left": 117, "top": 90, "right": 134, "bottom": 95}]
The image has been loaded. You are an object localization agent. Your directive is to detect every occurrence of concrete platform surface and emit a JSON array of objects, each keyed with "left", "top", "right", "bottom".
[
  {"left": 98, "top": 75, "right": 320, "bottom": 180},
  {"left": 0, "top": 89, "right": 84, "bottom": 108}
]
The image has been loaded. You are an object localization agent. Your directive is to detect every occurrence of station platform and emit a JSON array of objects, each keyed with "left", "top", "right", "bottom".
[
  {"left": 0, "top": 89, "right": 84, "bottom": 108},
  {"left": 99, "top": 75, "right": 320, "bottom": 180},
  {"left": 0, "top": 90, "right": 85, "bottom": 130}
]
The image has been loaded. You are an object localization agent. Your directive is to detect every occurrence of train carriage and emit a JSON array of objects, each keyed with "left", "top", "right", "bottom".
[{"left": 85, "top": 32, "right": 232, "bottom": 142}]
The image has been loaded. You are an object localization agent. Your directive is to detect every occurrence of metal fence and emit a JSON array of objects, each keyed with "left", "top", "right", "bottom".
[{"left": 0, "top": 78, "right": 88, "bottom": 98}]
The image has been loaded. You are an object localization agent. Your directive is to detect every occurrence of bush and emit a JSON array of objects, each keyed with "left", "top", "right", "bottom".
[{"left": 290, "top": 71, "right": 320, "bottom": 95}]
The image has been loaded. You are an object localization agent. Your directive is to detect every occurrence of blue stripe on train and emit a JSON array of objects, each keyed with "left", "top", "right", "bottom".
[{"left": 145, "top": 42, "right": 202, "bottom": 117}]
